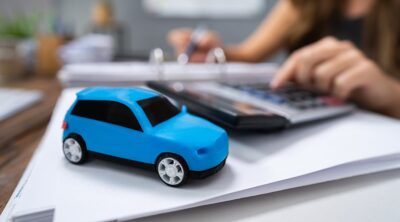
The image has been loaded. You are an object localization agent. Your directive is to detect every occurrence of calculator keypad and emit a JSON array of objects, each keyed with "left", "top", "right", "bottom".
[{"left": 228, "top": 83, "right": 340, "bottom": 111}]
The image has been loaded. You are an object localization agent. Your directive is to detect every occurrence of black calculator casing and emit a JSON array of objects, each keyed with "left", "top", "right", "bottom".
[{"left": 148, "top": 81, "right": 290, "bottom": 131}]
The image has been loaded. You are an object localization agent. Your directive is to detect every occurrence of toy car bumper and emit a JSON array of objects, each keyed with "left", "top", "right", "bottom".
[{"left": 190, "top": 157, "right": 226, "bottom": 179}]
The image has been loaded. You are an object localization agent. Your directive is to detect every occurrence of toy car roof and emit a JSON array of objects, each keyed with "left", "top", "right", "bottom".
[{"left": 77, "top": 87, "right": 158, "bottom": 105}]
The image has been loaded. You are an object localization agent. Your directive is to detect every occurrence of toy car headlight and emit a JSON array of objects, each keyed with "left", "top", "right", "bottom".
[{"left": 196, "top": 148, "right": 209, "bottom": 155}]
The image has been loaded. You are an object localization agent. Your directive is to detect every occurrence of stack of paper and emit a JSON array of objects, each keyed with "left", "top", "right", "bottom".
[
  {"left": 58, "top": 62, "right": 278, "bottom": 87},
  {"left": 2, "top": 88, "right": 400, "bottom": 222}
]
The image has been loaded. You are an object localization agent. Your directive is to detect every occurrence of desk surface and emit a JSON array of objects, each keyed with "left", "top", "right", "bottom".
[{"left": 0, "top": 78, "right": 61, "bottom": 213}]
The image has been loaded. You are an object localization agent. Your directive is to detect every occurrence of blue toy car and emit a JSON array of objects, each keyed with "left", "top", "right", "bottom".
[{"left": 62, "top": 87, "right": 229, "bottom": 186}]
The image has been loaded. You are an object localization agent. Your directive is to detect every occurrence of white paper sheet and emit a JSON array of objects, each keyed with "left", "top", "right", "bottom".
[{"left": 2, "top": 88, "right": 400, "bottom": 222}]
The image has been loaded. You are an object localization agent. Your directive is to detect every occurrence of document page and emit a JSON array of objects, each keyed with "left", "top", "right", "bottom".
[{"left": 3, "top": 88, "right": 400, "bottom": 222}]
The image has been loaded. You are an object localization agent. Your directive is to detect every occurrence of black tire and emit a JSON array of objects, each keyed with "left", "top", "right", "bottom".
[
  {"left": 63, "top": 134, "right": 88, "bottom": 164},
  {"left": 156, "top": 153, "right": 189, "bottom": 187}
]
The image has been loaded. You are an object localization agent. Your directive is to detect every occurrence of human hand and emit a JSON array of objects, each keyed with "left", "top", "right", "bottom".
[
  {"left": 167, "top": 28, "right": 222, "bottom": 63},
  {"left": 271, "top": 37, "right": 400, "bottom": 117}
]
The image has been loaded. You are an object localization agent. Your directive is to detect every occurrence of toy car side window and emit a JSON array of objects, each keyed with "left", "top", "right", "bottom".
[
  {"left": 107, "top": 102, "right": 142, "bottom": 131},
  {"left": 138, "top": 96, "right": 180, "bottom": 127},
  {"left": 72, "top": 100, "right": 109, "bottom": 122},
  {"left": 71, "top": 100, "right": 142, "bottom": 131}
]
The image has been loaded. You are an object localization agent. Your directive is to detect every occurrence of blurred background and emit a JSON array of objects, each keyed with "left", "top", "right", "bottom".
[{"left": 0, "top": 0, "right": 279, "bottom": 81}]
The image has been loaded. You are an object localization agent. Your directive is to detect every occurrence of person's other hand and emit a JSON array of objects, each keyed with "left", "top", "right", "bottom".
[
  {"left": 167, "top": 28, "right": 221, "bottom": 63},
  {"left": 271, "top": 37, "right": 400, "bottom": 117}
]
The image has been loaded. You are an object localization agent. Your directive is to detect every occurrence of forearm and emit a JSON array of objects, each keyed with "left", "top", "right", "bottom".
[
  {"left": 223, "top": 45, "right": 263, "bottom": 62},
  {"left": 223, "top": 0, "right": 299, "bottom": 62}
]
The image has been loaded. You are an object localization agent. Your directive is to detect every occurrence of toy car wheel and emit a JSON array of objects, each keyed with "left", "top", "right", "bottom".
[
  {"left": 63, "top": 135, "right": 87, "bottom": 164},
  {"left": 156, "top": 154, "right": 188, "bottom": 187}
]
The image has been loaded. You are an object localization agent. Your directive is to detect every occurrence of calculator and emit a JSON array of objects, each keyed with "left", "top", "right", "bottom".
[{"left": 148, "top": 81, "right": 355, "bottom": 130}]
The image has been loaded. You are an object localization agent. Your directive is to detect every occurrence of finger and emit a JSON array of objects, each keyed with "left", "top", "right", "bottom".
[
  {"left": 332, "top": 62, "right": 366, "bottom": 100},
  {"left": 175, "top": 45, "right": 187, "bottom": 55},
  {"left": 313, "top": 49, "right": 363, "bottom": 92},
  {"left": 189, "top": 52, "right": 209, "bottom": 63},
  {"left": 295, "top": 48, "right": 315, "bottom": 87},
  {"left": 272, "top": 37, "right": 351, "bottom": 89},
  {"left": 300, "top": 37, "right": 353, "bottom": 67},
  {"left": 197, "top": 32, "right": 218, "bottom": 49},
  {"left": 167, "top": 29, "right": 192, "bottom": 49},
  {"left": 271, "top": 53, "right": 299, "bottom": 88},
  {"left": 295, "top": 38, "right": 353, "bottom": 86}
]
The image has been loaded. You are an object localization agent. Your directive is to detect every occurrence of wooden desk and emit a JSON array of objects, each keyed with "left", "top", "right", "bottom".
[{"left": 0, "top": 78, "right": 61, "bottom": 212}]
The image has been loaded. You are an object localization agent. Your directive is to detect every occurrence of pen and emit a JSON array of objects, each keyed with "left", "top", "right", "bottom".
[{"left": 177, "top": 25, "right": 207, "bottom": 64}]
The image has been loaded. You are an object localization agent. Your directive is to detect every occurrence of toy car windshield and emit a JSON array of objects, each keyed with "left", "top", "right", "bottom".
[{"left": 138, "top": 96, "right": 180, "bottom": 126}]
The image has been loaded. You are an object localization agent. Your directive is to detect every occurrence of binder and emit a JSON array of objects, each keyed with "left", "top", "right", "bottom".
[{"left": 58, "top": 47, "right": 278, "bottom": 87}]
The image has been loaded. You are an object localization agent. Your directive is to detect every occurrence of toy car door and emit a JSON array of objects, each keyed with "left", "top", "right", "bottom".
[{"left": 98, "top": 101, "right": 151, "bottom": 162}]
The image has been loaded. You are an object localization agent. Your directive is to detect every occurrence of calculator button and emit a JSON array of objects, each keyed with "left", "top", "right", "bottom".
[
  {"left": 252, "top": 90, "right": 268, "bottom": 98},
  {"left": 289, "top": 101, "right": 305, "bottom": 109},
  {"left": 310, "top": 99, "right": 327, "bottom": 108},
  {"left": 266, "top": 94, "right": 286, "bottom": 104},
  {"left": 238, "top": 86, "right": 256, "bottom": 93},
  {"left": 287, "top": 94, "right": 306, "bottom": 102},
  {"left": 290, "top": 102, "right": 308, "bottom": 110},
  {"left": 320, "top": 97, "right": 343, "bottom": 106},
  {"left": 238, "top": 86, "right": 287, "bottom": 104},
  {"left": 255, "top": 91, "right": 287, "bottom": 104}
]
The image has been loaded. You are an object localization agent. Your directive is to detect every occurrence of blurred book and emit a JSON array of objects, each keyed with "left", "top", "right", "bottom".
[
  {"left": 59, "top": 34, "right": 115, "bottom": 65},
  {"left": 0, "top": 88, "right": 42, "bottom": 122}
]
